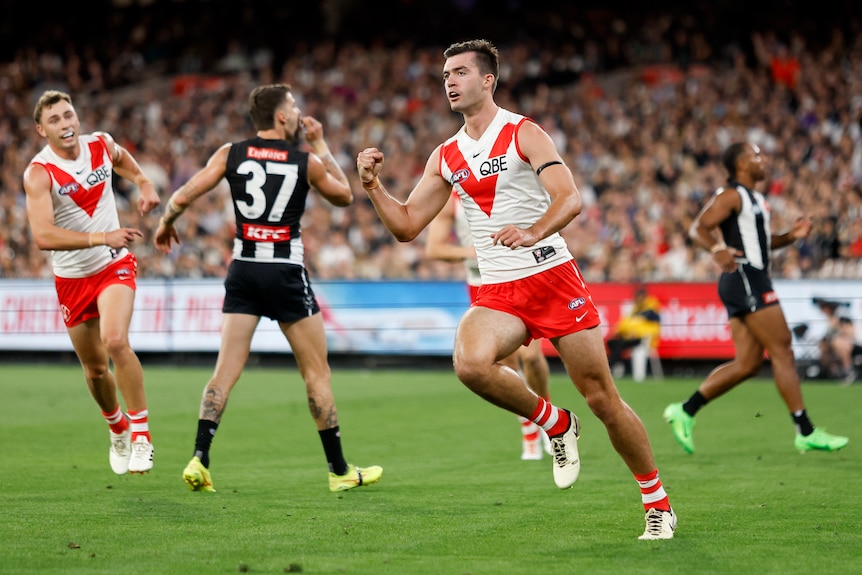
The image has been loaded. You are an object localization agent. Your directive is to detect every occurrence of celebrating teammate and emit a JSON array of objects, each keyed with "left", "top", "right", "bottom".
[
  {"left": 23, "top": 90, "right": 159, "bottom": 475},
  {"left": 357, "top": 39, "right": 676, "bottom": 540}
]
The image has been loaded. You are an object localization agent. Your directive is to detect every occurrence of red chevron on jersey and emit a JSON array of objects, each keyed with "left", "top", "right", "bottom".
[
  {"left": 41, "top": 140, "right": 108, "bottom": 217},
  {"left": 43, "top": 164, "right": 105, "bottom": 217},
  {"left": 441, "top": 122, "right": 517, "bottom": 217}
]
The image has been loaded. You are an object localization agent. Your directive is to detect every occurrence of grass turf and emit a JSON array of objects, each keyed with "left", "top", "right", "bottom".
[{"left": 0, "top": 364, "right": 858, "bottom": 574}]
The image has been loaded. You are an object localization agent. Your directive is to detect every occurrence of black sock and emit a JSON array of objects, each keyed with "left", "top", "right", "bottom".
[
  {"left": 319, "top": 426, "right": 348, "bottom": 475},
  {"left": 792, "top": 410, "right": 814, "bottom": 436},
  {"left": 682, "top": 391, "right": 708, "bottom": 417},
  {"left": 194, "top": 420, "right": 219, "bottom": 468}
]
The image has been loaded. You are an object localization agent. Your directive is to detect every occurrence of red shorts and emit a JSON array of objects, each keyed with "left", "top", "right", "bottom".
[
  {"left": 467, "top": 283, "right": 480, "bottom": 304},
  {"left": 473, "top": 260, "right": 600, "bottom": 343},
  {"left": 55, "top": 253, "right": 138, "bottom": 327}
]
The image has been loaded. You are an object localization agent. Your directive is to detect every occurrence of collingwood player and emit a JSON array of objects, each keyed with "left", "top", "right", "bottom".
[
  {"left": 155, "top": 83, "right": 382, "bottom": 493},
  {"left": 665, "top": 142, "right": 848, "bottom": 455}
]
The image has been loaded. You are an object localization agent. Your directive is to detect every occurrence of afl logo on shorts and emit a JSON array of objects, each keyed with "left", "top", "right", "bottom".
[
  {"left": 116, "top": 268, "right": 132, "bottom": 280},
  {"left": 568, "top": 297, "right": 586, "bottom": 310},
  {"left": 60, "top": 305, "right": 71, "bottom": 324},
  {"left": 451, "top": 168, "right": 470, "bottom": 184}
]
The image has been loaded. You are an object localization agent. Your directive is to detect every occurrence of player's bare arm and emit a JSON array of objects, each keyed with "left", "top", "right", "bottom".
[
  {"left": 689, "top": 188, "right": 742, "bottom": 272},
  {"left": 492, "top": 121, "right": 581, "bottom": 249},
  {"left": 426, "top": 194, "right": 476, "bottom": 261},
  {"left": 95, "top": 131, "right": 160, "bottom": 216},
  {"left": 772, "top": 215, "right": 812, "bottom": 249},
  {"left": 302, "top": 115, "right": 353, "bottom": 207},
  {"left": 24, "top": 163, "right": 142, "bottom": 251},
  {"left": 154, "top": 144, "right": 231, "bottom": 254},
  {"left": 307, "top": 152, "right": 352, "bottom": 207},
  {"left": 357, "top": 146, "right": 452, "bottom": 242}
]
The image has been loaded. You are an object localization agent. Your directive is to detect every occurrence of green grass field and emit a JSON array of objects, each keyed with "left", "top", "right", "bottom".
[{"left": 0, "top": 363, "right": 858, "bottom": 575}]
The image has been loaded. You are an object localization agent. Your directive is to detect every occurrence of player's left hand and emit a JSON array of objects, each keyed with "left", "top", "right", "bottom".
[
  {"left": 153, "top": 222, "right": 180, "bottom": 254},
  {"left": 300, "top": 116, "right": 324, "bottom": 143},
  {"left": 791, "top": 216, "right": 812, "bottom": 240},
  {"left": 138, "top": 180, "right": 161, "bottom": 215},
  {"left": 491, "top": 225, "right": 539, "bottom": 249}
]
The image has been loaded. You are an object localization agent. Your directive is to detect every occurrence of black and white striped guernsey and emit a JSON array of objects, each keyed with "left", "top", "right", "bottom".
[
  {"left": 716, "top": 183, "right": 771, "bottom": 270},
  {"left": 225, "top": 137, "right": 310, "bottom": 266}
]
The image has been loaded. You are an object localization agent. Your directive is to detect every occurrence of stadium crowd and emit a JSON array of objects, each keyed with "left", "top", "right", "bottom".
[{"left": 1, "top": 2, "right": 861, "bottom": 284}]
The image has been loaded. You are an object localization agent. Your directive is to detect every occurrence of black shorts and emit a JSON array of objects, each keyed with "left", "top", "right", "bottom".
[
  {"left": 717, "top": 263, "right": 779, "bottom": 318},
  {"left": 222, "top": 260, "right": 320, "bottom": 323}
]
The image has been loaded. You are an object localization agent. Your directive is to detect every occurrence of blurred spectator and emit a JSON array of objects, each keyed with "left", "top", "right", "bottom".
[
  {"left": 606, "top": 286, "right": 662, "bottom": 378},
  {"left": 814, "top": 298, "right": 862, "bottom": 383},
  {"left": 791, "top": 322, "right": 823, "bottom": 379}
]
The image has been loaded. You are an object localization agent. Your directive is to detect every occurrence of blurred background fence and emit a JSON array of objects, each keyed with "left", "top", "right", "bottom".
[{"left": 3, "top": 278, "right": 859, "bottom": 362}]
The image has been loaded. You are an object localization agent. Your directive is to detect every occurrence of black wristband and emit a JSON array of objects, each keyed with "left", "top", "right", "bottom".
[{"left": 536, "top": 160, "right": 563, "bottom": 176}]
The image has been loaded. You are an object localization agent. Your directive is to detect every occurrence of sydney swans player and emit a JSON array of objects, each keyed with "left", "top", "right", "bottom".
[{"left": 357, "top": 40, "right": 676, "bottom": 540}]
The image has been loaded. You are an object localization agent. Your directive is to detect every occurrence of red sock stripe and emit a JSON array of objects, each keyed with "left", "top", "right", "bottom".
[
  {"left": 545, "top": 412, "right": 569, "bottom": 436},
  {"left": 634, "top": 469, "right": 659, "bottom": 483},
  {"left": 530, "top": 398, "right": 569, "bottom": 436},
  {"left": 640, "top": 482, "right": 663, "bottom": 496},
  {"left": 644, "top": 495, "right": 670, "bottom": 512},
  {"left": 128, "top": 409, "right": 150, "bottom": 441},
  {"left": 635, "top": 469, "right": 670, "bottom": 511},
  {"left": 529, "top": 397, "right": 550, "bottom": 422},
  {"left": 101, "top": 406, "right": 123, "bottom": 424},
  {"left": 102, "top": 406, "right": 128, "bottom": 434}
]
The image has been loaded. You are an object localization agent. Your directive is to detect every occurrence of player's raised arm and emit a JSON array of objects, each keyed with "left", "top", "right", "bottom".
[
  {"left": 154, "top": 143, "right": 231, "bottom": 254},
  {"left": 96, "top": 130, "right": 160, "bottom": 215},
  {"left": 356, "top": 145, "right": 452, "bottom": 242},
  {"left": 303, "top": 114, "right": 352, "bottom": 208}
]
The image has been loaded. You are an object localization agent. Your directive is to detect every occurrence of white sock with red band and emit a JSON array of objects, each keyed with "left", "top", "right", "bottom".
[
  {"left": 635, "top": 468, "right": 671, "bottom": 511},
  {"left": 101, "top": 405, "right": 128, "bottom": 435},
  {"left": 128, "top": 409, "right": 150, "bottom": 442},
  {"left": 518, "top": 416, "right": 540, "bottom": 441},
  {"left": 529, "top": 397, "right": 570, "bottom": 437}
]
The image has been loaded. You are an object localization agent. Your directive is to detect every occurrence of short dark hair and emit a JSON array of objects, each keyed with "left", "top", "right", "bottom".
[
  {"left": 443, "top": 39, "right": 499, "bottom": 90},
  {"left": 248, "top": 83, "right": 292, "bottom": 130},
  {"left": 722, "top": 142, "right": 749, "bottom": 182},
  {"left": 33, "top": 90, "right": 72, "bottom": 124}
]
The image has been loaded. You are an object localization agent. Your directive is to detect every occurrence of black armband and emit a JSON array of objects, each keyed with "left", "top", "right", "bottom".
[{"left": 536, "top": 160, "right": 563, "bottom": 176}]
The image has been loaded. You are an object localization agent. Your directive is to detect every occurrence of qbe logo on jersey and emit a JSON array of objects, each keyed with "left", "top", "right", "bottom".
[{"left": 479, "top": 155, "right": 507, "bottom": 176}]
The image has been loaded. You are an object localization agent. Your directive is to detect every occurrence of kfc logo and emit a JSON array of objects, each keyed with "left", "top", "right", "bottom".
[{"left": 242, "top": 224, "right": 291, "bottom": 242}]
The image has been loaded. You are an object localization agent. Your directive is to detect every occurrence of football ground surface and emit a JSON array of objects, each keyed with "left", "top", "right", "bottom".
[{"left": 1, "top": 364, "right": 858, "bottom": 575}]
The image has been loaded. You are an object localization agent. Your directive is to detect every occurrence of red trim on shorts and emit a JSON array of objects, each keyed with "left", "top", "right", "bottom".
[{"left": 55, "top": 253, "right": 138, "bottom": 327}]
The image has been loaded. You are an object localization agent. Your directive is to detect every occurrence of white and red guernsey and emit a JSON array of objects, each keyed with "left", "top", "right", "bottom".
[
  {"left": 450, "top": 190, "right": 482, "bottom": 288},
  {"left": 29, "top": 134, "right": 127, "bottom": 278},
  {"left": 438, "top": 108, "right": 572, "bottom": 284}
]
